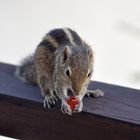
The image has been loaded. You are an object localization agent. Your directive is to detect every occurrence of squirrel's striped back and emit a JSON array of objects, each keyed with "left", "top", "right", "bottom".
[{"left": 38, "top": 28, "right": 85, "bottom": 52}]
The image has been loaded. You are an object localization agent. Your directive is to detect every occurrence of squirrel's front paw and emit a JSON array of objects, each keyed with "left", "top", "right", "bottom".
[
  {"left": 73, "top": 101, "right": 83, "bottom": 113},
  {"left": 61, "top": 101, "right": 72, "bottom": 115},
  {"left": 44, "top": 95, "right": 57, "bottom": 109}
]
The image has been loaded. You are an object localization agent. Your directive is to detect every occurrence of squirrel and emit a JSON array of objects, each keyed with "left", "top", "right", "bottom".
[{"left": 15, "top": 28, "right": 104, "bottom": 115}]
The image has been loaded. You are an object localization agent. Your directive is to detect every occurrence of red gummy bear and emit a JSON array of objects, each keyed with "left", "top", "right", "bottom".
[{"left": 66, "top": 96, "right": 79, "bottom": 110}]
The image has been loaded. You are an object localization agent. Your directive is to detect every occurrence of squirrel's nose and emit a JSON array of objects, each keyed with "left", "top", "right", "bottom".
[{"left": 67, "top": 89, "right": 74, "bottom": 96}]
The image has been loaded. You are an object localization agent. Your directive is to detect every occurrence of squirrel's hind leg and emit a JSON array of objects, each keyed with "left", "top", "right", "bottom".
[
  {"left": 86, "top": 89, "right": 104, "bottom": 98},
  {"left": 15, "top": 55, "right": 37, "bottom": 85}
]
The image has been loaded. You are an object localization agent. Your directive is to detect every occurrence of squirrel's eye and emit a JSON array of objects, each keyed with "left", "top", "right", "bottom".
[
  {"left": 66, "top": 69, "right": 70, "bottom": 77},
  {"left": 65, "top": 67, "right": 71, "bottom": 78},
  {"left": 87, "top": 73, "right": 91, "bottom": 78}
]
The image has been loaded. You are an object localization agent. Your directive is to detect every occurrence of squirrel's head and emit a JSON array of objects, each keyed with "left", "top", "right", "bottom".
[{"left": 55, "top": 45, "right": 93, "bottom": 101}]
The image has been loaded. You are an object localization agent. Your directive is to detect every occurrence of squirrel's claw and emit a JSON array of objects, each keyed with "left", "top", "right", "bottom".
[
  {"left": 44, "top": 99, "right": 50, "bottom": 109},
  {"left": 73, "top": 101, "right": 83, "bottom": 113},
  {"left": 44, "top": 95, "right": 57, "bottom": 109},
  {"left": 86, "top": 89, "right": 104, "bottom": 98},
  {"left": 61, "top": 101, "right": 72, "bottom": 116}
]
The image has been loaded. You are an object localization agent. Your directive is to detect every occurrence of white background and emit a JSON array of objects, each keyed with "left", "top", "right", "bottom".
[
  {"left": 0, "top": 0, "right": 140, "bottom": 89},
  {"left": 0, "top": 136, "right": 16, "bottom": 140}
]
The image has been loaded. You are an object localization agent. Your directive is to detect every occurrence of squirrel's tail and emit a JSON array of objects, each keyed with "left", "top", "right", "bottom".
[{"left": 15, "top": 55, "right": 37, "bottom": 85}]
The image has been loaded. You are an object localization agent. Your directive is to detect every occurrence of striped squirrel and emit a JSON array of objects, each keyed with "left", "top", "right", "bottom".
[{"left": 15, "top": 28, "right": 104, "bottom": 115}]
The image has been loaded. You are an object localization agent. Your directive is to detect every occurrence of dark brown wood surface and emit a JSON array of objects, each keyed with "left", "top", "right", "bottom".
[
  {"left": 0, "top": 62, "right": 140, "bottom": 125},
  {"left": 0, "top": 62, "right": 140, "bottom": 140},
  {"left": 0, "top": 95, "right": 140, "bottom": 140}
]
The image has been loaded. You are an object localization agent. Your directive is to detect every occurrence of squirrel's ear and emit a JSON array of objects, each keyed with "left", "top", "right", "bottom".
[
  {"left": 62, "top": 45, "right": 71, "bottom": 61},
  {"left": 88, "top": 49, "right": 93, "bottom": 60}
]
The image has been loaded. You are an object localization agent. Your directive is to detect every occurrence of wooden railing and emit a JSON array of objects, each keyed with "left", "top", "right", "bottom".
[{"left": 0, "top": 62, "right": 140, "bottom": 140}]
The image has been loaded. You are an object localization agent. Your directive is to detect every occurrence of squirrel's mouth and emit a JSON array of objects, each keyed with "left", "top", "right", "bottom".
[
  {"left": 67, "top": 88, "right": 82, "bottom": 101},
  {"left": 67, "top": 89, "right": 74, "bottom": 97}
]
